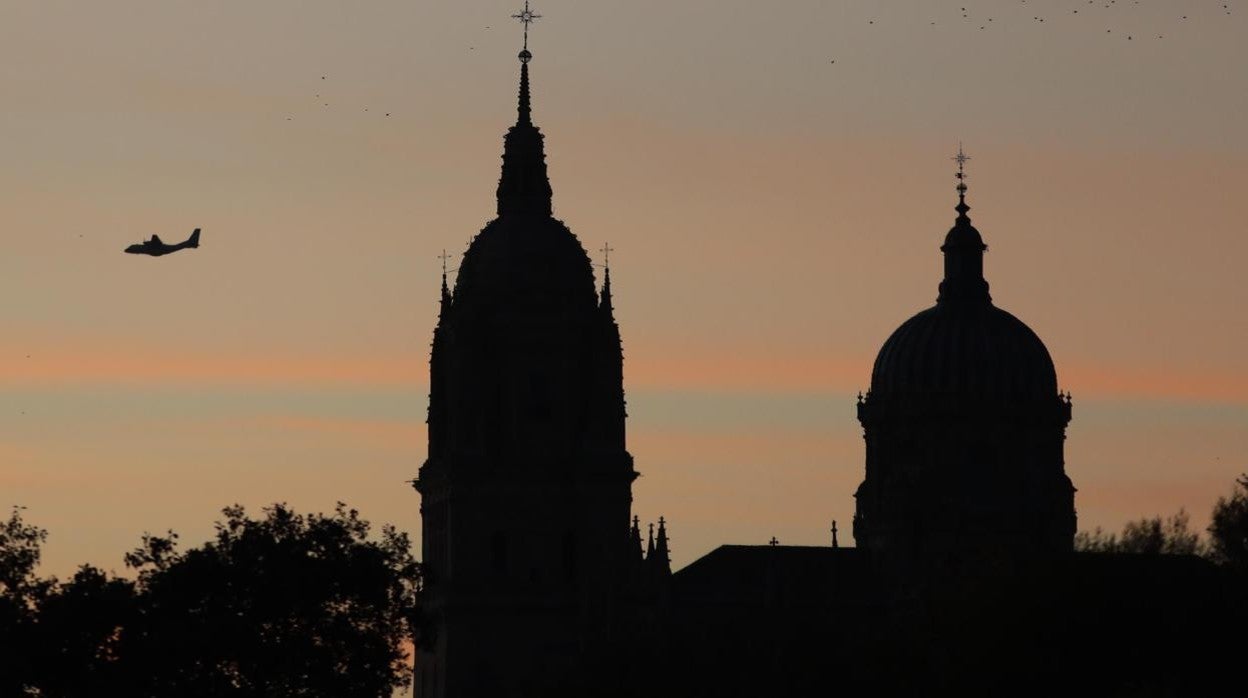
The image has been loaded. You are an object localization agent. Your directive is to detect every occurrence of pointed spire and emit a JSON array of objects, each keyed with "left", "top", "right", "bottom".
[
  {"left": 646, "top": 522, "right": 655, "bottom": 559},
  {"left": 495, "top": 13, "right": 552, "bottom": 217},
  {"left": 654, "top": 516, "right": 671, "bottom": 575},
  {"left": 517, "top": 60, "right": 532, "bottom": 126},
  {"left": 601, "top": 266, "right": 614, "bottom": 312},
  {"left": 631, "top": 515, "right": 643, "bottom": 561},
  {"left": 437, "top": 250, "right": 452, "bottom": 319},
  {"left": 599, "top": 243, "right": 615, "bottom": 313},
  {"left": 938, "top": 144, "right": 991, "bottom": 304}
]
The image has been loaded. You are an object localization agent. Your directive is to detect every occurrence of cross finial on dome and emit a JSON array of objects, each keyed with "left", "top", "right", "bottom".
[
  {"left": 952, "top": 143, "right": 970, "bottom": 195},
  {"left": 951, "top": 143, "right": 971, "bottom": 222},
  {"left": 938, "top": 142, "right": 989, "bottom": 303}
]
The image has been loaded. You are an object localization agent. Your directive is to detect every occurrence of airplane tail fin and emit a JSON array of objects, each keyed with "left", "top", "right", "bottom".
[{"left": 187, "top": 228, "right": 201, "bottom": 248}]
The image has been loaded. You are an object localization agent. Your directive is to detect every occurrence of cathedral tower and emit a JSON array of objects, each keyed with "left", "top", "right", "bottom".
[
  {"left": 853, "top": 149, "right": 1076, "bottom": 566},
  {"left": 413, "top": 21, "right": 637, "bottom": 697}
]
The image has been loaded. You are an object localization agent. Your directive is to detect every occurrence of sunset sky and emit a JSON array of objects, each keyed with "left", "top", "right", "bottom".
[{"left": 2, "top": 0, "right": 1246, "bottom": 578}]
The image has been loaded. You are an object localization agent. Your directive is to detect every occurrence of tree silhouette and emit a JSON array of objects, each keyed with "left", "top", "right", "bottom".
[
  {"left": 117, "top": 502, "right": 420, "bottom": 697},
  {"left": 2, "top": 503, "right": 420, "bottom": 697},
  {"left": 0, "top": 507, "right": 51, "bottom": 695},
  {"left": 1074, "top": 508, "right": 1205, "bottom": 555},
  {"left": 30, "top": 565, "right": 137, "bottom": 696},
  {"left": 1208, "top": 474, "right": 1248, "bottom": 573}
]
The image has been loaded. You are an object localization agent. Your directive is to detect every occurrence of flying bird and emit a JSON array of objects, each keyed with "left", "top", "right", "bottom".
[{"left": 125, "top": 228, "right": 201, "bottom": 257}]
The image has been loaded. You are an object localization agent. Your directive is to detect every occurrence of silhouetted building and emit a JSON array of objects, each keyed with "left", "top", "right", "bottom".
[
  {"left": 853, "top": 155, "right": 1077, "bottom": 573},
  {"left": 412, "top": 39, "right": 1241, "bottom": 698},
  {"left": 411, "top": 48, "right": 669, "bottom": 698}
]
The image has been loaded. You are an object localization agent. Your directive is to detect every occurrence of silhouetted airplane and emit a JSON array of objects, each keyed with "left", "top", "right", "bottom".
[{"left": 125, "top": 228, "right": 200, "bottom": 256}]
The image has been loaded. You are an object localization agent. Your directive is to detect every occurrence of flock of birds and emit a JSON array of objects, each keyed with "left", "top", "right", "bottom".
[
  {"left": 285, "top": 75, "right": 394, "bottom": 123},
  {"left": 282, "top": 23, "right": 511, "bottom": 123},
  {"left": 281, "top": 4, "right": 1240, "bottom": 115},
  {"left": 860, "top": 0, "right": 1236, "bottom": 42}
]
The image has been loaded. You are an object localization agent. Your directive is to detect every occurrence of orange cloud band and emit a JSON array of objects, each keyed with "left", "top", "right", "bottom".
[
  {"left": 2, "top": 350, "right": 424, "bottom": 388},
  {"left": 5, "top": 345, "right": 1245, "bottom": 405},
  {"left": 1060, "top": 361, "right": 1248, "bottom": 404}
]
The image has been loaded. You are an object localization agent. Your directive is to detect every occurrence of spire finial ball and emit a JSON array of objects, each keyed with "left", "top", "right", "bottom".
[{"left": 518, "top": 49, "right": 532, "bottom": 64}]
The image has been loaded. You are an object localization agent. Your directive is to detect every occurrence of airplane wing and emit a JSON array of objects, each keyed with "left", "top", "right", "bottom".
[{"left": 150, "top": 234, "right": 164, "bottom": 245}]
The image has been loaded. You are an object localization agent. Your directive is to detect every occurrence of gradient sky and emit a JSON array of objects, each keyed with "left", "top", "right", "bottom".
[{"left": 2, "top": 0, "right": 1246, "bottom": 578}]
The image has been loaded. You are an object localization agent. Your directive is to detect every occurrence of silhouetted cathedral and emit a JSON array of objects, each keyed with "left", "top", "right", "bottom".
[
  {"left": 413, "top": 34, "right": 1239, "bottom": 698},
  {"left": 413, "top": 48, "right": 670, "bottom": 697},
  {"left": 854, "top": 156, "right": 1077, "bottom": 565}
]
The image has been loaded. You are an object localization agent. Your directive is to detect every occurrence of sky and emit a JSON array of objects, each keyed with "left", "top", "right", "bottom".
[{"left": 1, "top": 0, "right": 1246, "bottom": 578}]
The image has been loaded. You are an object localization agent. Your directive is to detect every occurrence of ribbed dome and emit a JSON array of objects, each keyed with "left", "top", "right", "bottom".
[
  {"left": 871, "top": 302, "right": 1057, "bottom": 398},
  {"left": 869, "top": 185, "right": 1057, "bottom": 400},
  {"left": 452, "top": 215, "right": 597, "bottom": 310}
]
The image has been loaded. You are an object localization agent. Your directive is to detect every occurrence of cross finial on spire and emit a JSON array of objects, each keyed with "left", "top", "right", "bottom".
[
  {"left": 598, "top": 242, "right": 616, "bottom": 313},
  {"left": 512, "top": 1, "right": 541, "bottom": 58},
  {"left": 438, "top": 249, "right": 451, "bottom": 277}
]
